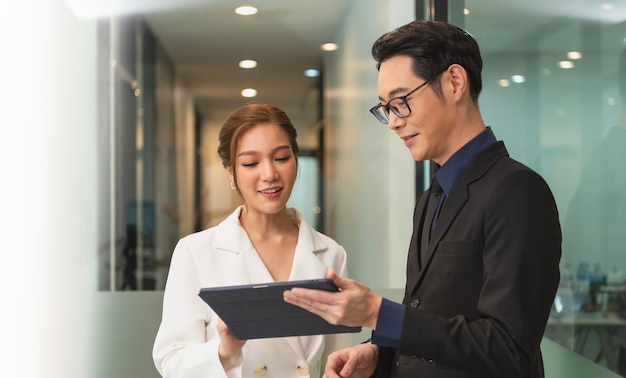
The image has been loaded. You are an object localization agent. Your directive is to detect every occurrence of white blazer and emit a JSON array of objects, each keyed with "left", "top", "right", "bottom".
[{"left": 153, "top": 206, "right": 352, "bottom": 378}]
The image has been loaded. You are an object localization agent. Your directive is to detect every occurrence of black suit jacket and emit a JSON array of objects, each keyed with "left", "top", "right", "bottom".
[{"left": 376, "top": 142, "right": 562, "bottom": 378}]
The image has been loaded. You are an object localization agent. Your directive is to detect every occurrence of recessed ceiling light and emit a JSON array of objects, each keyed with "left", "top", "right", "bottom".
[
  {"left": 511, "top": 75, "right": 525, "bottom": 83},
  {"left": 601, "top": 3, "right": 613, "bottom": 11},
  {"left": 239, "top": 60, "right": 257, "bottom": 69},
  {"left": 235, "top": 6, "right": 258, "bottom": 16},
  {"left": 498, "top": 79, "right": 510, "bottom": 87},
  {"left": 566, "top": 51, "right": 582, "bottom": 60},
  {"left": 241, "top": 88, "right": 257, "bottom": 98},
  {"left": 464, "top": 8, "right": 470, "bottom": 15},
  {"left": 321, "top": 43, "right": 338, "bottom": 51},
  {"left": 558, "top": 61, "right": 575, "bottom": 69},
  {"left": 304, "top": 69, "right": 320, "bottom": 78}
]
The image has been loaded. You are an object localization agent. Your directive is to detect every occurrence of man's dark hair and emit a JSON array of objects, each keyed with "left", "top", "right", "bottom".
[{"left": 372, "top": 20, "right": 483, "bottom": 103}]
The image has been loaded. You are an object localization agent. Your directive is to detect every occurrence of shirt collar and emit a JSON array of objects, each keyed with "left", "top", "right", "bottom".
[{"left": 435, "top": 126, "right": 497, "bottom": 195}]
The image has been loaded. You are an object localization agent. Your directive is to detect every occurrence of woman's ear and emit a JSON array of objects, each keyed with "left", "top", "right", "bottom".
[{"left": 226, "top": 168, "right": 235, "bottom": 187}]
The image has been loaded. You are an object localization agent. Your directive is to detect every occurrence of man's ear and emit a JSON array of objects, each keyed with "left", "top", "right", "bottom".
[{"left": 446, "top": 64, "right": 469, "bottom": 101}]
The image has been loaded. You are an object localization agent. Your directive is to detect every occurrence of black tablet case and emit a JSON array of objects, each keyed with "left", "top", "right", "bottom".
[{"left": 198, "top": 278, "right": 362, "bottom": 339}]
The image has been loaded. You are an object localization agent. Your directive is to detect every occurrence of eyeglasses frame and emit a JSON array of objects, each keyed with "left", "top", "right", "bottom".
[{"left": 369, "top": 79, "right": 432, "bottom": 124}]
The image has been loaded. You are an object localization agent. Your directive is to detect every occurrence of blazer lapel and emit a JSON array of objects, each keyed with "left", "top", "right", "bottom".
[
  {"left": 213, "top": 206, "right": 274, "bottom": 284},
  {"left": 409, "top": 142, "right": 509, "bottom": 297},
  {"left": 213, "top": 207, "right": 326, "bottom": 360},
  {"left": 405, "top": 192, "right": 429, "bottom": 297},
  {"left": 283, "top": 209, "right": 328, "bottom": 362},
  {"left": 288, "top": 222, "right": 331, "bottom": 280},
  {"left": 421, "top": 183, "right": 470, "bottom": 267}
]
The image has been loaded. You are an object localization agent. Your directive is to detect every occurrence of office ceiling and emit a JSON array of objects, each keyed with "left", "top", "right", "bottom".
[
  {"left": 142, "top": 0, "right": 351, "bottom": 125},
  {"left": 137, "top": 0, "right": 626, "bottom": 126}
]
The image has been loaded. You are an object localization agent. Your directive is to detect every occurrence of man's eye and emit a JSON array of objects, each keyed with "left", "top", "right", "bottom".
[{"left": 392, "top": 100, "right": 408, "bottom": 109}]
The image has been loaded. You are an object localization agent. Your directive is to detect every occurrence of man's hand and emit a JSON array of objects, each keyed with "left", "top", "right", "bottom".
[
  {"left": 323, "top": 342, "right": 378, "bottom": 378},
  {"left": 283, "top": 269, "right": 382, "bottom": 329}
]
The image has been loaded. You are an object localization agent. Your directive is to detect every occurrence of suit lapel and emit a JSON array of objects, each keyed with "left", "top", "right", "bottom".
[
  {"left": 288, "top": 210, "right": 331, "bottom": 280},
  {"left": 408, "top": 142, "right": 509, "bottom": 298},
  {"left": 283, "top": 210, "right": 327, "bottom": 363},
  {"left": 405, "top": 192, "right": 429, "bottom": 298},
  {"left": 419, "top": 183, "right": 469, "bottom": 269}
]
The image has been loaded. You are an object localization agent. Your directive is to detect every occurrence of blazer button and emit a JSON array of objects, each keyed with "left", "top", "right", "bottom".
[
  {"left": 410, "top": 298, "right": 420, "bottom": 308},
  {"left": 254, "top": 364, "right": 267, "bottom": 376},
  {"left": 296, "top": 363, "right": 309, "bottom": 376}
]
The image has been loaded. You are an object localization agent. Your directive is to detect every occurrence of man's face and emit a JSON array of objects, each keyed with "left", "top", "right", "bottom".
[{"left": 377, "top": 55, "right": 455, "bottom": 165}]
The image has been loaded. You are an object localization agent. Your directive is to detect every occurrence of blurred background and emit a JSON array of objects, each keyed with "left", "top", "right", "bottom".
[{"left": 3, "top": 0, "right": 626, "bottom": 377}]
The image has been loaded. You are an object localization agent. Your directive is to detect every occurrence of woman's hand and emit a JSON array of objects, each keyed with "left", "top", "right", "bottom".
[{"left": 217, "top": 317, "right": 246, "bottom": 367}]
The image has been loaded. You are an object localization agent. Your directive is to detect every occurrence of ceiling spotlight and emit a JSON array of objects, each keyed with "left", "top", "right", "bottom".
[
  {"left": 498, "top": 79, "right": 510, "bottom": 87},
  {"left": 321, "top": 43, "right": 338, "bottom": 51},
  {"left": 566, "top": 51, "right": 582, "bottom": 60},
  {"left": 239, "top": 60, "right": 257, "bottom": 69},
  {"left": 241, "top": 88, "right": 257, "bottom": 98},
  {"left": 235, "top": 6, "right": 258, "bottom": 16},
  {"left": 511, "top": 75, "right": 525, "bottom": 84},
  {"left": 464, "top": 8, "right": 470, "bottom": 15},
  {"left": 558, "top": 61, "right": 575, "bottom": 69},
  {"left": 304, "top": 69, "right": 320, "bottom": 78}
]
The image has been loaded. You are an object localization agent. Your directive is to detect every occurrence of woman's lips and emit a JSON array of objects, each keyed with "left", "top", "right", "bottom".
[{"left": 259, "top": 187, "right": 283, "bottom": 198}]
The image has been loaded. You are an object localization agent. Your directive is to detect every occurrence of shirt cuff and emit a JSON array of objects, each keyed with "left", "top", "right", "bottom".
[{"left": 371, "top": 297, "right": 405, "bottom": 348}]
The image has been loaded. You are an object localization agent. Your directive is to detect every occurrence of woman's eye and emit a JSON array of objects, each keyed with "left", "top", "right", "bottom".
[
  {"left": 241, "top": 162, "right": 258, "bottom": 167},
  {"left": 275, "top": 156, "right": 291, "bottom": 162}
]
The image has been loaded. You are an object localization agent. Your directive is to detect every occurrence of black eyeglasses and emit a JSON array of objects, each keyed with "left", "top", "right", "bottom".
[{"left": 369, "top": 80, "right": 430, "bottom": 124}]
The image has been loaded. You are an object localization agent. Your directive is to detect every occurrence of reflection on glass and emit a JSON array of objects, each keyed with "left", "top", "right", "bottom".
[
  {"left": 467, "top": 0, "right": 626, "bottom": 375},
  {"left": 559, "top": 43, "right": 626, "bottom": 374},
  {"left": 99, "top": 16, "right": 179, "bottom": 292}
]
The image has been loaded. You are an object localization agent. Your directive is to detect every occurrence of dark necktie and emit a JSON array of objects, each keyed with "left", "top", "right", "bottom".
[{"left": 420, "top": 177, "right": 443, "bottom": 263}]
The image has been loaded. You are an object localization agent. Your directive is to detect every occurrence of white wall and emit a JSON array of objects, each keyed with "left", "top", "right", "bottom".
[
  {"left": 1, "top": 1, "right": 99, "bottom": 376},
  {"left": 323, "top": 0, "right": 416, "bottom": 288}
]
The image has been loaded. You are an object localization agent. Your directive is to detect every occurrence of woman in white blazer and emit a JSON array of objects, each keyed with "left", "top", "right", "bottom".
[{"left": 153, "top": 104, "right": 352, "bottom": 378}]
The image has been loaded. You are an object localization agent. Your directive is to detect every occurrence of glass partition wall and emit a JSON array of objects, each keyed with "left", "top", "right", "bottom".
[
  {"left": 98, "top": 16, "right": 179, "bottom": 291},
  {"left": 463, "top": 1, "right": 626, "bottom": 375}
]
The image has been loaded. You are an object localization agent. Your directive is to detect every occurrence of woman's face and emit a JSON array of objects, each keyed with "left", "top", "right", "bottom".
[{"left": 231, "top": 122, "right": 297, "bottom": 216}]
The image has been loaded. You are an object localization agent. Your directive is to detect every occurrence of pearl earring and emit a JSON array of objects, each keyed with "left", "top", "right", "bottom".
[{"left": 230, "top": 182, "right": 236, "bottom": 190}]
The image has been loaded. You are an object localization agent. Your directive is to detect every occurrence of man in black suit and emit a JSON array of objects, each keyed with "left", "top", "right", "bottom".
[{"left": 284, "top": 20, "right": 561, "bottom": 378}]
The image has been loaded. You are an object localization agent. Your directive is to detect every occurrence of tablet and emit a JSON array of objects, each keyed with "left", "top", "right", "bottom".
[{"left": 198, "top": 278, "right": 362, "bottom": 339}]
